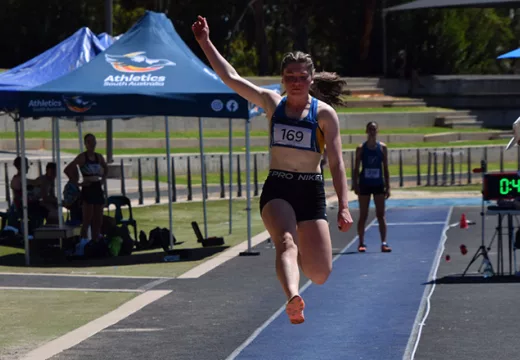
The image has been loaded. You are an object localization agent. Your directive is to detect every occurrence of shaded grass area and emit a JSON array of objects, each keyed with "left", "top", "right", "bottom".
[
  {"left": 0, "top": 290, "right": 136, "bottom": 360},
  {"left": 0, "top": 198, "right": 264, "bottom": 277}
]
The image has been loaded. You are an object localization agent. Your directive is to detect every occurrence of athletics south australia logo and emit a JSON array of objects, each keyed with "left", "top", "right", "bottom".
[
  {"left": 62, "top": 95, "right": 96, "bottom": 113},
  {"left": 103, "top": 51, "right": 176, "bottom": 87},
  {"left": 27, "top": 95, "right": 96, "bottom": 114}
]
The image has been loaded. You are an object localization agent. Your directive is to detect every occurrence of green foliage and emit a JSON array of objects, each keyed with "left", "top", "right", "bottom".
[
  {"left": 113, "top": 2, "right": 147, "bottom": 35},
  {"left": 430, "top": 9, "right": 513, "bottom": 74},
  {"left": 390, "top": 8, "right": 514, "bottom": 75},
  {"left": 226, "top": 33, "right": 259, "bottom": 76},
  {"left": 0, "top": 1, "right": 517, "bottom": 76}
]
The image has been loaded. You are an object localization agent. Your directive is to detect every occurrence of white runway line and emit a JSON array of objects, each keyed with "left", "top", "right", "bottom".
[
  {"left": 0, "top": 286, "right": 143, "bottom": 293},
  {"left": 20, "top": 290, "right": 172, "bottom": 360}
]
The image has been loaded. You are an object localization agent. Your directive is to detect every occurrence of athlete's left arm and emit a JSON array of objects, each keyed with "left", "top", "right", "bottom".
[
  {"left": 319, "top": 104, "right": 349, "bottom": 210},
  {"left": 381, "top": 143, "right": 391, "bottom": 199}
]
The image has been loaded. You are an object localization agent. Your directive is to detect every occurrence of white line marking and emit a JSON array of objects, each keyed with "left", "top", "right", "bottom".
[
  {"left": 385, "top": 222, "right": 446, "bottom": 226},
  {"left": 102, "top": 328, "right": 163, "bottom": 333},
  {"left": 225, "top": 218, "right": 379, "bottom": 360},
  {"left": 0, "top": 286, "right": 143, "bottom": 293},
  {"left": 0, "top": 272, "right": 173, "bottom": 280},
  {"left": 137, "top": 278, "right": 170, "bottom": 291},
  {"left": 179, "top": 195, "right": 340, "bottom": 279},
  {"left": 178, "top": 230, "right": 270, "bottom": 278},
  {"left": 403, "top": 207, "right": 453, "bottom": 360},
  {"left": 20, "top": 290, "right": 171, "bottom": 360}
]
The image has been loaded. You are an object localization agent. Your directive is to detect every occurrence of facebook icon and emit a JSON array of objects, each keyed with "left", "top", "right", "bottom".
[{"left": 226, "top": 100, "right": 239, "bottom": 112}]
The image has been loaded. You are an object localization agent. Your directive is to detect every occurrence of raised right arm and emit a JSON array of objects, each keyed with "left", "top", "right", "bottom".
[{"left": 193, "top": 16, "right": 280, "bottom": 114}]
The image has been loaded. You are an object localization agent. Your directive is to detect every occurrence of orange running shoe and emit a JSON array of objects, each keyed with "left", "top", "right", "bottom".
[
  {"left": 381, "top": 243, "right": 392, "bottom": 252},
  {"left": 358, "top": 244, "right": 366, "bottom": 253},
  {"left": 286, "top": 295, "right": 305, "bottom": 324}
]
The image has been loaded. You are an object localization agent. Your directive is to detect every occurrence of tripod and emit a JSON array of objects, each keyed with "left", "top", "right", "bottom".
[{"left": 462, "top": 160, "right": 495, "bottom": 277}]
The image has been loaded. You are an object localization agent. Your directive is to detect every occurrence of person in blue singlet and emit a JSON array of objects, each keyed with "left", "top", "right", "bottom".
[
  {"left": 353, "top": 121, "right": 391, "bottom": 253},
  {"left": 193, "top": 16, "right": 353, "bottom": 325},
  {"left": 64, "top": 133, "right": 107, "bottom": 245}
]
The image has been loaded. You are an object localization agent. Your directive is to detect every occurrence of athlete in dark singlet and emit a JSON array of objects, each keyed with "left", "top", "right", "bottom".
[
  {"left": 193, "top": 16, "right": 353, "bottom": 325},
  {"left": 353, "top": 122, "right": 391, "bottom": 253},
  {"left": 65, "top": 133, "right": 108, "bottom": 244},
  {"left": 260, "top": 96, "right": 328, "bottom": 223}
]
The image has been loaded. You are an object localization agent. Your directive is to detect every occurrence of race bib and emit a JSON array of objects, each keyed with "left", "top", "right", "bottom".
[
  {"left": 364, "top": 168, "right": 380, "bottom": 179},
  {"left": 272, "top": 123, "right": 312, "bottom": 149}
]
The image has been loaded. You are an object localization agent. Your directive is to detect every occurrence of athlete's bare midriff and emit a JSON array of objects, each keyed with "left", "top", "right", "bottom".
[{"left": 269, "top": 146, "right": 322, "bottom": 173}]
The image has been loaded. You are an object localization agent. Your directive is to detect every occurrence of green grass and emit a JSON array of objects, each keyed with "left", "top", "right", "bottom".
[
  {"left": 0, "top": 290, "right": 136, "bottom": 359},
  {"left": 0, "top": 127, "right": 498, "bottom": 140},
  {"left": 61, "top": 146, "right": 269, "bottom": 155},
  {"left": 341, "top": 95, "right": 412, "bottom": 101},
  {"left": 336, "top": 106, "right": 451, "bottom": 113},
  {"left": 0, "top": 197, "right": 264, "bottom": 277},
  {"left": 58, "top": 139, "right": 509, "bottom": 156},
  {"left": 359, "top": 127, "right": 495, "bottom": 134}
]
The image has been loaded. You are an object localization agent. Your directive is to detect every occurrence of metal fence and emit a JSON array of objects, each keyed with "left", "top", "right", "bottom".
[{"left": 0, "top": 145, "right": 515, "bottom": 208}]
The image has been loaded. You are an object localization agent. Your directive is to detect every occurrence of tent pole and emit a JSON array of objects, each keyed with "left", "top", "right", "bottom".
[
  {"left": 198, "top": 117, "right": 208, "bottom": 239},
  {"left": 245, "top": 119, "right": 251, "bottom": 251},
  {"left": 51, "top": 117, "right": 56, "bottom": 162},
  {"left": 228, "top": 118, "right": 232, "bottom": 234},
  {"left": 106, "top": 119, "right": 113, "bottom": 163},
  {"left": 55, "top": 119, "right": 64, "bottom": 228},
  {"left": 20, "top": 117, "right": 30, "bottom": 265},
  {"left": 105, "top": 0, "right": 113, "bottom": 35},
  {"left": 382, "top": 6, "right": 388, "bottom": 77},
  {"left": 164, "top": 115, "right": 174, "bottom": 249},
  {"left": 77, "top": 117, "right": 84, "bottom": 153},
  {"left": 239, "top": 118, "right": 258, "bottom": 256},
  {"left": 15, "top": 118, "right": 20, "bottom": 157}
]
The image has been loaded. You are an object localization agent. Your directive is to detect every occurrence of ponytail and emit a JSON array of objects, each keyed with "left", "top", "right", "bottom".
[{"left": 310, "top": 72, "right": 346, "bottom": 108}]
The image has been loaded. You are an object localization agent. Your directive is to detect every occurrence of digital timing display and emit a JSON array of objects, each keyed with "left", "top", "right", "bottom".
[{"left": 484, "top": 172, "right": 520, "bottom": 200}]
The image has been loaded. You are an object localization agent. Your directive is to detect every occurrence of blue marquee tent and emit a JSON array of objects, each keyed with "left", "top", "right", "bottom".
[
  {"left": 20, "top": 11, "right": 249, "bottom": 119},
  {"left": 97, "top": 32, "right": 116, "bottom": 49},
  {"left": 497, "top": 48, "right": 520, "bottom": 59},
  {"left": 0, "top": 27, "right": 107, "bottom": 112},
  {"left": 16, "top": 11, "right": 263, "bottom": 266}
]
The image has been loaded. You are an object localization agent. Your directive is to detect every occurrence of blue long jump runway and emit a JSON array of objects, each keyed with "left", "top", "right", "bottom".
[{"left": 228, "top": 207, "right": 452, "bottom": 360}]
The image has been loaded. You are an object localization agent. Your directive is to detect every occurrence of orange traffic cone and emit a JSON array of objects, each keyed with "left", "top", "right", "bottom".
[{"left": 460, "top": 213, "right": 469, "bottom": 229}]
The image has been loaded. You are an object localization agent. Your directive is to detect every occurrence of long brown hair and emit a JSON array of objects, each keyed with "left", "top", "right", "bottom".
[{"left": 280, "top": 51, "right": 346, "bottom": 108}]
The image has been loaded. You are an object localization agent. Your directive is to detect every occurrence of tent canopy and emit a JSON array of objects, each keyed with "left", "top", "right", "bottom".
[
  {"left": 385, "top": 0, "right": 520, "bottom": 12},
  {"left": 0, "top": 27, "right": 107, "bottom": 112},
  {"left": 498, "top": 48, "right": 520, "bottom": 59},
  {"left": 97, "top": 32, "right": 116, "bottom": 49},
  {"left": 20, "top": 11, "right": 249, "bottom": 119}
]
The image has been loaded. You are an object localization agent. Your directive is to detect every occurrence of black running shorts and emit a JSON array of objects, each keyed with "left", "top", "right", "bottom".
[
  {"left": 259, "top": 169, "right": 327, "bottom": 223},
  {"left": 358, "top": 184, "right": 385, "bottom": 196},
  {"left": 81, "top": 182, "right": 105, "bottom": 205}
]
